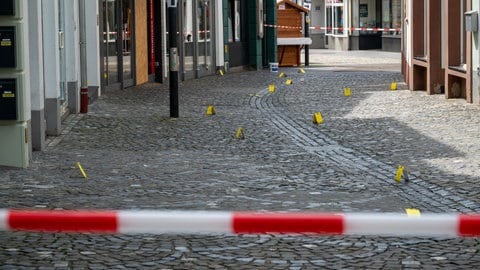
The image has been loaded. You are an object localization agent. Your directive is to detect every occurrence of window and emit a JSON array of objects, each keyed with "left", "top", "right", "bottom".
[
  {"left": 325, "top": 0, "right": 347, "bottom": 36},
  {"left": 357, "top": 0, "right": 379, "bottom": 34},
  {"left": 382, "top": 0, "right": 402, "bottom": 35},
  {"left": 103, "top": 0, "right": 117, "bottom": 42},
  {"left": 227, "top": 0, "right": 242, "bottom": 42},
  {"left": 197, "top": 0, "right": 210, "bottom": 42},
  {"left": 183, "top": 0, "right": 193, "bottom": 42}
]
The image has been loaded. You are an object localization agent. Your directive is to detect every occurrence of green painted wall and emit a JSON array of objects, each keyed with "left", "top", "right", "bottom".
[
  {"left": 223, "top": 0, "right": 277, "bottom": 70},
  {"left": 247, "top": 0, "right": 262, "bottom": 69},
  {"left": 265, "top": 0, "right": 277, "bottom": 63}
]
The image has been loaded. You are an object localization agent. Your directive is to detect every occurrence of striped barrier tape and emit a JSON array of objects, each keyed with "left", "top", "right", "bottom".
[
  {"left": 264, "top": 23, "right": 303, "bottom": 30},
  {"left": 1, "top": 210, "right": 480, "bottom": 237},
  {"left": 264, "top": 23, "right": 401, "bottom": 32},
  {"left": 309, "top": 26, "right": 402, "bottom": 32}
]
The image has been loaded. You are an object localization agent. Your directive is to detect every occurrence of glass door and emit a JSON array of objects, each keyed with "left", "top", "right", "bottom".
[
  {"left": 103, "top": 0, "right": 120, "bottom": 86},
  {"left": 181, "top": 0, "right": 195, "bottom": 79},
  {"left": 102, "top": 0, "right": 134, "bottom": 90},
  {"left": 178, "top": 0, "right": 213, "bottom": 79},
  {"left": 196, "top": 0, "right": 212, "bottom": 76},
  {"left": 122, "top": 0, "right": 134, "bottom": 87}
]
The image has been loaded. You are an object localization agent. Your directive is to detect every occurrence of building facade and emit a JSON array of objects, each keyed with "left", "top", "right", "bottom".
[
  {"left": 292, "top": 0, "right": 401, "bottom": 51},
  {"left": 100, "top": 0, "right": 147, "bottom": 90},
  {"left": 224, "top": 0, "right": 277, "bottom": 70},
  {"left": 0, "top": 0, "right": 102, "bottom": 167},
  {"left": 403, "top": 0, "right": 480, "bottom": 104},
  {"left": 0, "top": 0, "right": 277, "bottom": 168}
]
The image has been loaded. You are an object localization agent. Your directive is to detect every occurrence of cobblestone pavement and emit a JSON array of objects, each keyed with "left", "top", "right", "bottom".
[{"left": 1, "top": 50, "right": 480, "bottom": 269}]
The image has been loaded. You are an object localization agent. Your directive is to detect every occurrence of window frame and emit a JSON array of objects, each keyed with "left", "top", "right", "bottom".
[
  {"left": 325, "top": 0, "right": 348, "bottom": 37},
  {"left": 227, "top": 0, "right": 243, "bottom": 43}
]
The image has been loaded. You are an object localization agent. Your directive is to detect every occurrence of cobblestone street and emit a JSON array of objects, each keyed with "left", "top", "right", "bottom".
[{"left": 1, "top": 50, "right": 480, "bottom": 269}]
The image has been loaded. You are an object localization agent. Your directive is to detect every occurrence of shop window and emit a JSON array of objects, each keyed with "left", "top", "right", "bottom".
[
  {"left": 183, "top": 0, "right": 193, "bottom": 42},
  {"left": 197, "top": 0, "right": 210, "bottom": 42},
  {"left": 103, "top": 0, "right": 117, "bottom": 43},
  {"left": 382, "top": 0, "right": 401, "bottom": 35},
  {"left": 325, "top": 0, "right": 347, "bottom": 36},
  {"left": 359, "top": 0, "right": 375, "bottom": 29},
  {"left": 227, "top": 0, "right": 243, "bottom": 42},
  {"left": 122, "top": 0, "right": 132, "bottom": 54},
  {"left": 356, "top": 0, "right": 381, "bottom": 34}
]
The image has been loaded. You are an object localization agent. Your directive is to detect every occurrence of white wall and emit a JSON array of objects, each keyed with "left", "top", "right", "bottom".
[
  {"left": 0, "top": 0, "right": 31, "bottom": 167},
  {"left": 41, "top": 0, "right": 60, "bottom": 100},
  {"left": 85, "top": 0, "right": 101, "bottom": 93},
  {"left": 215, "top": 0, "right": 224, "bottom": 68},
  {"left": 472, "top": 0, "right": 480, "bottom": 103},
  {"left": 28, "top": 0, "right": 44, "bottom": 112},
  {"left": 65, "top": 0, "right": 80, "bottom": 84},
  {"left": 405, "top": 0, "right": 411, "bottom": 67}
]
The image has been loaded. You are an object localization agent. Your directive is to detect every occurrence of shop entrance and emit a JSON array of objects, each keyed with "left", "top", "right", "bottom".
[
  {"left": 101, "top": 0, "right": 135, "bottom": 90},
  {"left": 227, "top": 0, "right": 248, "bottom": 67},
  {"left": 179, "top": 0, "right": 214, "bottom": 80}
]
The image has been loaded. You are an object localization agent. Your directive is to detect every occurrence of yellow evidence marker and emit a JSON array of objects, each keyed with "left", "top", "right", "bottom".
[
  {"left": 395, "top": 165, "right": 405, "bottom": 182},
  {"left": 391, "top": 82, "right": 397, "bottom": 91},
  {"left": 76, "top": 162, "right": 88, "bottom": 179},
  {"left": 405, "top": 208, "right": 421, "bottom": 217},
  {"left": 235, "top": 127, "right": 245, "bottom": 140},
  {"left": 206, "top": 105, "right": 216, "bottom": 115},
  {"left": 312, "top": 112, "right": 323, "bottom": 124},
  {"left": 344, "top": 87, "right": 351, "bottom": 97},
  {"left": 269, "top": 84, "right": 275, "bottom": 93}
]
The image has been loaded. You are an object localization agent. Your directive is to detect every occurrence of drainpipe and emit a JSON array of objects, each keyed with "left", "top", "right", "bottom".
[
  {"left": 79, "top": 0, "right": 88, "bottom": 113},
  {"left": 304, "top": 13, "right": 310, "bottom": 66},
  {"left": 149, "top": 0, "right": 155, "bottom": 74}
]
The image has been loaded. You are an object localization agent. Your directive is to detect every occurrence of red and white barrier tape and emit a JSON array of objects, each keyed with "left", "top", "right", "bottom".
[
  {"left": 264, "top": 24, "right": 401, "bottom": 32},
  {"left": 264, "top": 24, "right": 303, "bottom": 30},
  {"left": 310, "top": 26, "right": 401, "bottom": 32},
  {"left": 1, "top": 210, "right": 479, "bottom": 237}
]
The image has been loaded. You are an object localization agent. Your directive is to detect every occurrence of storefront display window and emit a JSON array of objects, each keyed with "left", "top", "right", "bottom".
[
  {"left": 227, "top": 0, "right": 242, "bottom": 42},
  {"left": 101, "top": 0, "right": 134, "bottom": 88},
  {"left": 352, "top": 0, "right": 401, "bottom": 35},
  {"left": 382, "top": 0, "right": 401, "bottom": 35},
  {"left": 179, "top": 0, "right": 213, "bottom": 79},
  {"left": 325, "top": 0, "right": 347, "bottom": 36},
  {"left": 103, "top": 0, "right": 116, "bottom": 42}
]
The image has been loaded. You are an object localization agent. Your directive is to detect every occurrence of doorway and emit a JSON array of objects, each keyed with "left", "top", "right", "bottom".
[
  {"left": 179, "top": 0, "right": 214, "bottom": 80},
  {"left": 227, "top": 0, "right": 248, "bottom": 67},
  {"left": 101, "top": 0, "right": 135, "bottom": 90}
]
